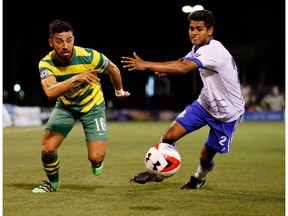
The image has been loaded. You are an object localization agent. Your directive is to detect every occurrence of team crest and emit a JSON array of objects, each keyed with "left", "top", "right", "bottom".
[{"left": 40, "top": 69, "right": 49, "bottom": 79}]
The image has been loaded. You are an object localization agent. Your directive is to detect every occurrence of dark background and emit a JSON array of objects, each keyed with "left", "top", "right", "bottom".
[{"left": 3, "top": 0, "right": 285, "bottom": 110}]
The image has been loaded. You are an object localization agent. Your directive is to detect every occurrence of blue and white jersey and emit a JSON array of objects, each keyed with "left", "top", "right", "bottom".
[{"left": 184, "top": 39, "right": 245, "bottom": 122}]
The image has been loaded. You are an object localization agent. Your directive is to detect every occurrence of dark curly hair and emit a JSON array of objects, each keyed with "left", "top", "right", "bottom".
[
  {"left": 49, "top": 19, "right": 73, "bottom": 37},
  {"left": 188, "top": 9, "right": 215, "bottom": 29}
]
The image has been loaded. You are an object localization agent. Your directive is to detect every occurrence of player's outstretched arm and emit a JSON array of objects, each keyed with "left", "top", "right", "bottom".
[{"left": 121, "top": 52, "right": 196, "bottom": 74}]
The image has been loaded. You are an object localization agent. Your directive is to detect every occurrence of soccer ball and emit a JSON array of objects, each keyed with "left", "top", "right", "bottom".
[{"left": 144, "top": 143, "right": 181, "bottom": 179}]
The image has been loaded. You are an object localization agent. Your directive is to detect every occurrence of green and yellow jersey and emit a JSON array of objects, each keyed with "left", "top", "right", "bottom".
[{"left": 39, "top": 46, "right": 110, "bottom": 113}]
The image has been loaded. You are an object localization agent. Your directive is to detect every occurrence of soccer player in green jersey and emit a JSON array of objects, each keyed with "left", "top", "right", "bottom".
[{"left": 33, "top": 19, "right": 130, "bottom": 193}]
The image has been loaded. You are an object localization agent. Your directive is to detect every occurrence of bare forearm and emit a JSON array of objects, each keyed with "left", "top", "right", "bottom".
[
  {"left": 108, "top": 63, "right": 123, "bottom": 90},
  {"left": 145, "top": 61, "right": 189, "bottom": 73},
  {"left": 44, "top": 76, "right": 78, "bottom": 100},
  {"left": 122, "top": 52, "right": 196, "bottom": 74},
  {"left": 42, "top": 69, "right": 100, "bottom": 101}
]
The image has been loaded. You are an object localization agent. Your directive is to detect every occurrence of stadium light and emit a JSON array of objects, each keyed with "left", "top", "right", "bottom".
[
  {"left": 13, "top": 83, "right": 21, "bottom": 92},
  {"left": 182, "top": 4, "right": 204, "bottom": 14}
]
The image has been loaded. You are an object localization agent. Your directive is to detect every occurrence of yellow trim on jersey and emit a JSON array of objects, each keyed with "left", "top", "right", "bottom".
[{"left": 59, "top": 83, "right": 103, "bottom": 105}]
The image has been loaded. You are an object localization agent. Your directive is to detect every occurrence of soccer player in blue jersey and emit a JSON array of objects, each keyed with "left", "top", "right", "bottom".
[
  {"left": 33, "top": 19, "right": 130, "bottom": 193},
  {"left": 122, "top": 9, "right": 244, "bottom": 189}
]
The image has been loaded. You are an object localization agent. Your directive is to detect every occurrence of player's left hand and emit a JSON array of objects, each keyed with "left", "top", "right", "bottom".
[{"left": 116, "top": 90, "right": 131, "bottom": 100}]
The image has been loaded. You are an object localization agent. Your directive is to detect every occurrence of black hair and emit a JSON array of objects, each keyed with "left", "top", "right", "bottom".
[
  {"left": 188, "top": 9, "right": 215, "bottom": 29},
  {"left": 49, "top": 19, "right": 73, "bottom": 37}
]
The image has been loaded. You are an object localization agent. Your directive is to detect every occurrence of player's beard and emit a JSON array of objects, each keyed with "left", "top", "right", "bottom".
[{"left": 55, "top": 49, "right": 73, "bottom": 63}]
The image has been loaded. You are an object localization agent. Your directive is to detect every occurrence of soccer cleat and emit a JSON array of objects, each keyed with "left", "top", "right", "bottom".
[
  {"left": 179, "top": 176, "right": 206, "bottom": 190},
  {"left": 91, "top": 163, "right": 104, "bottom": 176},
  {"left": 32, "top": 181, "right": 60, "bottom": 193},
  {"left": 131, "top": 171, "right": 164, "bottom": 184}
]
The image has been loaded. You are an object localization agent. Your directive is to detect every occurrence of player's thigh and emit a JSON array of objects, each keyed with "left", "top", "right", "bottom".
[
  {"left": 43, "top": 107, "right": 76, "bottom": 153},
  {"left": 206, "top": 118, "right": 240, "bottom": 153},
  {"left": 175, "top": 101, "right": 207, "bottom": 133},
  {"left": 45, "top": 107, "right": 76, "bottom": 137},
  {"left": 161, "top": 121, "right": 187, "bottom": 143},
  {"left": 80, "top": 102, "right": 108, "bottom": 142}
]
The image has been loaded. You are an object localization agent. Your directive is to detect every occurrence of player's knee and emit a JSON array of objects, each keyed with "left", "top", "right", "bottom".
[
  {"left": 41, "top": 145, "right": 57, "bottom": 156},
  {"left": 160, "top": 135, "right": 175, "bottom": 144},
  {"left": 88, "top": 153, "right": 105, "bottom": 164}
]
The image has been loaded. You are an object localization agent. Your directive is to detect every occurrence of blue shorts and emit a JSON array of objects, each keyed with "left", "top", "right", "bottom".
[{"left": 175, "top": 101, "right": 242, "bottom": 154}]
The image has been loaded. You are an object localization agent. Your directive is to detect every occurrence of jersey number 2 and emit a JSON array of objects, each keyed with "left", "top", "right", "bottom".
[{"left": 218, "top": 136, "right": 227, "bottom": 146}]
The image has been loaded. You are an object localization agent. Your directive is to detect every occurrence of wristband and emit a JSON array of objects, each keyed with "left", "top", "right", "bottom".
[{"left": 115, "top": 88, "right": 125, "bottom": 97}]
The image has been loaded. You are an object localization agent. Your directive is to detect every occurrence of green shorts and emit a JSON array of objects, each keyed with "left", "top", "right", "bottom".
[{"left": 45, "top": 102, "right": 108, "bottom": 141}]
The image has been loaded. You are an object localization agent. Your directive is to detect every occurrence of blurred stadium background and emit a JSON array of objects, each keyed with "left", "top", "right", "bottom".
[{"left": 2, "top": 0, "right": 285, "bottom": 126}]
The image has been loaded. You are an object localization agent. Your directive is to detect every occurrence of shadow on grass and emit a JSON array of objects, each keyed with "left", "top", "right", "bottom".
[
  {"left": 8, "top": 180, "right": 201, "bottom": 192},
  {"left": 129, "top": 206, "right": 163, "bottom": 211},
  {"left": 8, "top": 182, "right": 107, "bottom": 192}
]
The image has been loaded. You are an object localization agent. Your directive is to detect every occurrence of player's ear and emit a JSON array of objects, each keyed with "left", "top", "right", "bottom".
[
  {"left": 208, "top": 27, "right": 214, "bottom": 37},
  {"left": 48, "top": 38, "right": 53, "bottom": 47}
]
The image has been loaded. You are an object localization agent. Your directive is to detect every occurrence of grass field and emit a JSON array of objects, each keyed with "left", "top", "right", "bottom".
[{"left": 3, "top": 121, "right": 285, "bottom": 216}]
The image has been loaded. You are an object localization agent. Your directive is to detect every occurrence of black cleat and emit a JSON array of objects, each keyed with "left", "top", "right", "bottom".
[
  {"left": 179, "top": 176, "right": 206, "bottom": 190},
  {"left": 131, "top": 171, "right": 164, "bottom": 184}
]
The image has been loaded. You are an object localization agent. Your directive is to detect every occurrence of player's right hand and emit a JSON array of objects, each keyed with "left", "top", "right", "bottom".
[
  {"left": 121, "top": 52, "right": 147, "bottom": 71},
  {"left": 74, "top": 69, "right": 101, "bottom": 85}
]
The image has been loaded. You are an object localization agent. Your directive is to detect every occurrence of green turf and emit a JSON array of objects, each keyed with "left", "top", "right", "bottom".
[{"left": 3, "top": 121, "right": 285, "bottom": 216}]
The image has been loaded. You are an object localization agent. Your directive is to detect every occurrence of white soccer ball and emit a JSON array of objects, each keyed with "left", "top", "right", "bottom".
[{"left": 144, "top": 143, "right": 181, "bottom": 179}]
